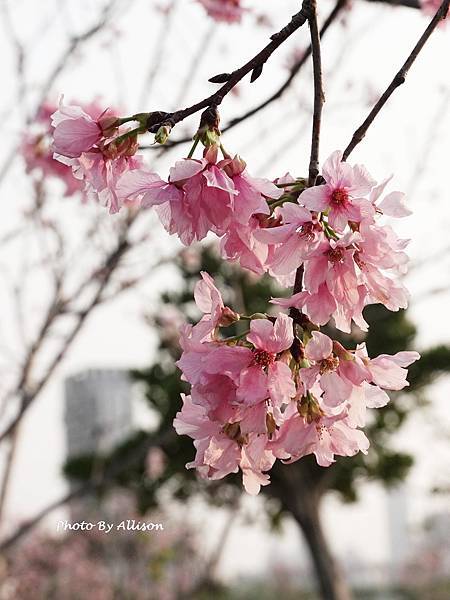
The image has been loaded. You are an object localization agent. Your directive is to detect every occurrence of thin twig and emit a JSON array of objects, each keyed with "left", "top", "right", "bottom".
[
  {"left": 145, "top": 0, "right": 313, "bottom": 134},
  {"left": 342, "top": 0, "right": 450, "bottom": 160},
  {"left": 289, "top": 0, "right": 324, "bottom": 330},
  {"left": 307, "top": 0, "right": 325, "bottom": 186},
  {"left": 143, "top": 0, "right": 347, "bottom": 151},
  {"left": 0, "top": 215, "right": 138, "bottom": 444}
]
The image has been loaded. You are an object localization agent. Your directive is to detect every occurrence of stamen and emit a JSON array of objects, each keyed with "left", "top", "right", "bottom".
[
  {"left": 252, "top": 349, "right": 275, "bottom": 368},
  {"left": 330, "top": 188, "right": 349, "bottom": 206}
]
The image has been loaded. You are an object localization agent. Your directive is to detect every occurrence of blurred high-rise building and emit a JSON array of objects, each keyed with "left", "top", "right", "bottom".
[{"left": 64, "top": 369, "right": 133, "bottom": 461}]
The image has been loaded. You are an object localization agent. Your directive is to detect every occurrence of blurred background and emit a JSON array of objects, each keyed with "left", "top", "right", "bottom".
[{"left": 0, "top": 0, "right": 449, "bottom": 598}]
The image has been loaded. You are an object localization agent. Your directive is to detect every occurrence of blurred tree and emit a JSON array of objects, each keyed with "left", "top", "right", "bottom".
[
  {"left": 0, "top": 493, "right": 205, "bottom": 600},
  {"left": 65, "top": 244, "right": 450, "bottom": 600}
]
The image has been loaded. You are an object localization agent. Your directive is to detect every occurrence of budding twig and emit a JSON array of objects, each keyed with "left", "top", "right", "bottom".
[
  {"left": 144, "top": 0, "right": 347, "bottom": 151},
  {"left": 342, "top": 0, "right": 450, "bottom": 160},
  {"left": 146, "top": 0, "right": 314, "bottom": 134}
]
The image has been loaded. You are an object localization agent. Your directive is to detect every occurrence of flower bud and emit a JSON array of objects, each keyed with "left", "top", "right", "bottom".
[
  {"left": 332, "top": 340, "right": 353, "bottom": 361},
  {"left": 250, "top": 313, "right": 267, "bottom": 320},
  {"left": 98, "top": 114, "right": 119, "bottom": 137},
  {"left": 154, "top": 124, "right": 172, "bottom": 145},
  {"left": 297, "top": 393, "right": 323, "bottom": 424},
  {"left": 219, "top": 307, "right": 240, "bottom": 327}
]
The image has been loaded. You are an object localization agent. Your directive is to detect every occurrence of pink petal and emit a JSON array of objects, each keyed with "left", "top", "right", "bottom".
[
  {"left": 299, "top": 185, "right": 329, "bottom": 212},
  {"left": 268, "top": 361, "right": 296, "bottom": 405},
  {"left": 237, "top": 366, "right": 268, "bottom": 405},
  {"left": 169, "top": 159, "right": 205, "bottom": 182},
  {"left": 378, "top": 191, "right": 412, "bottom": 217},
  {"left": 305, "top": 331, "right": 332, "bottom": 361}
]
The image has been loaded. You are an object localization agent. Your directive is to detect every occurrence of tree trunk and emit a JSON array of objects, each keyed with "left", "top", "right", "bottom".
[
  {"left": 268, "top": 461, "right": 352, "bottom": 600},
  {"left": 291, "top": 500, "right": 352, "bottom": 600}
]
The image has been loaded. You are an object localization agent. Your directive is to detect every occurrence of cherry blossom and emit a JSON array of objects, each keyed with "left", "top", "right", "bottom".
[
  {"left": 197, "top": 0, "right": 247, "bottom": 23},
  {"left": 300, "top": 150, "right": 376, "bottom": 232},
  {"left": 172, "top": 274, "right": 420, "bottom": 492},
  {"left": 51, "top": 97, "right": 117, "bottom": 158},
  {"left": 49, "top": 91, "right": 422, "bottom": 495},
  {"left": 117, "top": 149, "right": 281, "bottom": 247}
]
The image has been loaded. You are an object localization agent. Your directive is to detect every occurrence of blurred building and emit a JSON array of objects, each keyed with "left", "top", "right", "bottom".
[
  {"left": 64, "top": 369, "right": 133, "bottom": 460},
  {"left": 386, "top": 485, "right": 409, "bottom": 582}
]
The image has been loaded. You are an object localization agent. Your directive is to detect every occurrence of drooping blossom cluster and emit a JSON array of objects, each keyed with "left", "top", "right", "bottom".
[
  {"left": 49, "top": 100, "right": 420, "bottom": 495},
  {"left": 173, "top": 272, "right": 419, "bottom": 494},
  {"left": 263, "top": 150, "right": 413, "bottom": 332},
  {"left": 196, "top": 0, "right": 248, "bottom": 23},
  {"left": 51, "top": 98, "right": 143, "bottom": 213},
  {"left": 118, "top": 145, "right": 413, "bottom": 333},
  {"left": 117, "top": 146, "right": 281, "bottom": 251}
]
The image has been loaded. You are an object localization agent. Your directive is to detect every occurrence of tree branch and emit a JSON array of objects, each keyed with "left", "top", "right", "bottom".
[
  {"left": 289, "top": 0, "right": 324, "bottom": 333},
  {"left": 342, "top": 0, "right": 450, "bottom": 160},
  {"left": 145, "top": 0, "right": 314, "bottom": 134},
  {"left": 142, "top": 0, "right": 346, "bottom": 151},
  {"left": 308, "top": 0, "right": 325, "bottom": 186}
]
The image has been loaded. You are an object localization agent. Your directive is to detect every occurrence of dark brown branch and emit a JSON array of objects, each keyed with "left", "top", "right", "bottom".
[
  {"left": 307, "top": 0, "right": 325, "bottom": 186},
  {"left": 143, "top": 0, "right": 346, "bottom": 151},
  {"left": 342, "top": 0, "right": 450, "bottom": 160},
  {"left": 227, "top": 0, "right": 345, "bottom": 135},
  {"left": 143, "top": 0, "right": 424, "bottom": 151},
  {"left": 367, "top": 0, "right": 420, "bottom": 8},
  {"left": 146, "top": 0, "right": 314, "bottom": 134},
  {"left": 0, "top": 217, "right": 136, "bottom": 445},
  {"left": 289, "top": 0, "right": 324, "bottom": 331}
]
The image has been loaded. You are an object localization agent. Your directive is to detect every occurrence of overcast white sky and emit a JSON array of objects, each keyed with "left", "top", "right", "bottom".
[{"left": 0, "top": 0, "right": 449, "bottom": 579}]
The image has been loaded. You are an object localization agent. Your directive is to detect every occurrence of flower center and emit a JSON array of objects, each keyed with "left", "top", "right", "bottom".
[
  {"left": 299, "top": 222, "right": 315, "bottom": 241},
  {"left": 222, "top": 422, "right": 247, "bottom": 446},
  {"left": 327, "top": 247, "right": 345, "bottom": 264},
  {"left": 319, "top": 355, "right": 339, "bottom": 374},
  {"left": 330, "top": 187, "right": 349, "bottom": 206},
  {"left": 252, "top": 349, "right": 275, "bottom": 368}
]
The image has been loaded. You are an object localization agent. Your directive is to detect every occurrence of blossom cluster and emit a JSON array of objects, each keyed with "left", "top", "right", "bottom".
[
  {"left": 117, "top": 146, "right": 413, "bottom": 334},
  {"left": 51, "top": 98, "right": 143, "bottom": 213},
  {"left": 196, "top": 0, "right": 247, "bottom": 23},
  {"left": 49, "top": 100, "right": 420, "bottom": 495},
  {"left": 173, "top": 272, "right": 419, "bottom": 494},
  {"left": 51, "top": 103, "right": 412, "bottom": 337}
]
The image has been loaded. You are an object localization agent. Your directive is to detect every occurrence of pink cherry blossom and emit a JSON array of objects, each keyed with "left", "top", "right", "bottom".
[
  {"left": 51, "top": 98, "right": 105, "bottom": 158},
  {"left": 220, "top": 216, "right": 271, "bottom": 275},
  {"left": 64, "top": 150, "right": 143, "bottom": 214},
  {"left": 197, "top": 0, "right": 247, "bottom": 23},
  {"left": 255, "top": 203, "right": 322, "bottom": 277},
  {"left": 193, "top": 271, "right": 239, "bottom": 340},
  {"left": 174, "top": 394, "right": 275, "bottom": 494},
  {"left": 363, "top": 349, "right": 420, "bottom": 390},
  {"left": 300, "top": 150, "right": 376, "bottom": 232},
  {"left": 369, "top": 177, "right": 412, "bottom": 218},
  {"left": 271, "top": 409, "right": 370, "bottom": 467}
]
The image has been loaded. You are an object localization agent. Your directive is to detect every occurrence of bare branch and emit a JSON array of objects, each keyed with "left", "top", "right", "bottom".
[
  {"left": 342, "top": 0, "right": 450, "bottom": 160},
  {"left": 143, "top": 0, "right": 347, "bottom": 151},
  {"left": 144, "top": 1, "right": 314, "bottom": 134},
  {"left": 307, "top": 0, "right": 325, "bottom": 186}
]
